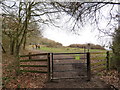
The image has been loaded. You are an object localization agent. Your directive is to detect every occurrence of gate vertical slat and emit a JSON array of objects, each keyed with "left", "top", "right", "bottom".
[
  {"left": 47, "top": 53, "right": 51, "bottom": 81},
  {"left": 51, "top": 53, "right": 54, "bottom": 79},
  {"left": 87, "top": 52, "right": 91, "bottom": 81},
  {"left": 106, "top": 51, "right": 110, "bottom": 70}
]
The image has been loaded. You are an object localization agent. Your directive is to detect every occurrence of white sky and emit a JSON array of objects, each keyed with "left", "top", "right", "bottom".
[
  {"left": 42, "top": 4, "right": 118, "bottom": 48},
  {"left": 1, "top": 1, "right": 119, "bottom": 49},
  {"left": 43, "top": 25, "right": 98, "bottom": 46},
  {"left": 43, "top": 23, "right": 112, "bottom": 48}
]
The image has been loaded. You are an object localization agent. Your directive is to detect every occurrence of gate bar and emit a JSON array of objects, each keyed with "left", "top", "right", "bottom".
[
  {"left": 54, "top": 63, "right": 86, "bottom": 65},
  {"left": 47, "top": 53, "right": 50, "bottom": 82},
  {"left": 52, "top": 76, "right": 87, "bottom": 80},
  {"left": 53, "top": 58, "right": 86, "bottom": 60},
  {"left": 53, "top": 52, "right": 86, "bottom": 55},
  {"left": 87, "top": 52, "right": 91, "bottom": 81},
  {"left": 51, "top": 53, "right": 54, "bottom": 80}
]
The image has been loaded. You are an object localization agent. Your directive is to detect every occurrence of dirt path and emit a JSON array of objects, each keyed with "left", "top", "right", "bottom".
[
  {"left": 44, "top": 76, "right": 109, "bottom": 88},
  {"left": 43, "top": 53, "right": 109, "bottom": 88}
]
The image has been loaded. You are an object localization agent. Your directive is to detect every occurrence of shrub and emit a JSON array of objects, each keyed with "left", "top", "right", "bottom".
[
  {"left": 68, "top": 43, "right": 105, "bottom": 50},
  {"left": 111, "top": 27, "right": 120, "bottom": 71}
]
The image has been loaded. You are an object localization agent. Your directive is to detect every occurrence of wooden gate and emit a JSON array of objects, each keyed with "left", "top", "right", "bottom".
[
  {"left": 18, "top": 53, "right": 51, "bottom": 81},
  {"left": 50, "top": 52, "right": 91, "bottom": 81},
  {"left": 18, "top": 52, "right": 91, "bottom": 81}
]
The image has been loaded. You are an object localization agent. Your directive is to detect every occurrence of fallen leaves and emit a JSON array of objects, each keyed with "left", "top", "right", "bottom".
[
  {"left": 2, "top": 52, "right": 47, "bottom": 88},
  {"left": 100, "top": 70, "right": 120, "bottom": 89}
]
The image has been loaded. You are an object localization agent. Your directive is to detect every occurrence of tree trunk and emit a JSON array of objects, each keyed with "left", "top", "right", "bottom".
[
  {"left": 0, "top": 43, "right": 6, "bottom": 53},
  {"left": 15, "top": 44, "right": 20, "bottom": 56},
  {"left": 23, "top": 34, "right": 27, "bottom": 50}
]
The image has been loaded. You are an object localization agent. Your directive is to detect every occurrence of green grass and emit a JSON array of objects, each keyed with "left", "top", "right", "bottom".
[
  {"left": 40, "top": 46, "right": 107, "bottom": 53},
  {"left": 40, "top": 46, "right": 84, "bottom": 53},
  {"left": 74, "top": 54, "right": 81, "bottom": 60},
  {"left": 39, "top": 46, "right": 107, "bottom": 61}
]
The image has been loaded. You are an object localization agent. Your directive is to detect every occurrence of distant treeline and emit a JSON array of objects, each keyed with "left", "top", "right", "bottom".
[
  {"left": 68, "top": 44, "right": 105, "bottom": 50},
  {"left": 39, "top": 38, "right": 62, "bottom": 48}
]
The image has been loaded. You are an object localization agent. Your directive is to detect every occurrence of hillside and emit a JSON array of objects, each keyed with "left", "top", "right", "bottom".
[{"left": 27, "top": 37, "right": 63, "bottom": 48}]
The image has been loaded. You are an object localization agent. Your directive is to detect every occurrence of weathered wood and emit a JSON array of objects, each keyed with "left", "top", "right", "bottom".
[
  {"left": 54, "top": 69, "right": 78, "bottom": 72},
  {"left": 47, "top": 53, "right": 51, "bottom": 81},
  {"left": 51, "top": 53, "right": 54, "bottom": 79},
  {"left": 53, "top": 52, "right": 86, "bottom": 55},
  {"left": 91, "top": 66, "right": 106, "bottom": 71},
  {"left": 20, "top": 70, "right": 47, "bottom": 73},
  {"left": 29, "top": 52, "right": 31, "bottom": 59},
  {"left": 16, "top": 55, "right": 20, "bottom": 75},
  {"left": 54, "top": 63, "right": 86, "bottom": 66},
  {"left": 20, "top": 53, "right": 48, "bottom": 57},
  {"left": 91, "top": 61, "right": 106, "bottom": 66},
  {"left": 106, "top": 51, "right": 110, "bottom": 70},
  {"left": 52, "top": 76, "right": 87, "bottom": 80},
  {"left": 53, "top": 58, "right": 86, "bottom": 60},
  {"left": 20, "top": 65, "right": 47, "bottom": 67},
  {"left": 20, "top": 59, "right": 47, "bottom": 62},
  {"left": 87, "top": 52, "right": 91, "bottom": 81},
  {"left": 19, "top": 53, "right": 48, "bottom": 74},
  {"left": 91, "top": 52, "right": 106, "bottom": 54}
]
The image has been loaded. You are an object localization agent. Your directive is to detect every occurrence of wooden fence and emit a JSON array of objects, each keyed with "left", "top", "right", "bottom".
[
  {"left": 17, "top": 51, "right": 111, "bottom": 81},
  {"left": 90, "top": 51, "right": 110, "bottom": 75},
  {"left": 18, "top": 53, "right": 51, "bottom": 81}
]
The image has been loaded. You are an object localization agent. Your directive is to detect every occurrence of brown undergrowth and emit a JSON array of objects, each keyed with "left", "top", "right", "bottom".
[
  {"left": 99, "top": 70, "right": 120, "bottom": 89},
  {"left": 2, "top": 50, "right": 47, "bottom": 88}
]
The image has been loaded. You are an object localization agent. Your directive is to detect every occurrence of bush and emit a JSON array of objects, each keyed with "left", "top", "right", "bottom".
[
  {"left": 111, "top": 27, "right": 120, "bottom": 71},
  {"left": 68, "top": 43, "right": 105, "bottom": 50},
  {"left": 110, "top": 54, "right": 120, "bottom": 69}
]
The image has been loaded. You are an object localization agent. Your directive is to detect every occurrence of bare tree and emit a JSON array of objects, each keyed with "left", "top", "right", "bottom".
[
  {"left": 1, "top": 1, "right": 62, "bottom": 55},
  {"left": 51, "top": 2, "right": 120, "bottom": 34},
  {"left": 2, "top": 1, "right": 120, "bottom": 55}
]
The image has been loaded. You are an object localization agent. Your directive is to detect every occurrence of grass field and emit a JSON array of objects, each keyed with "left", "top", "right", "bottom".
[
  {"left": 39, "top": 46, "right": 107, "bottom": 53},
  {"left": 38, "top": 46, "right": 110, "bottom": 73}
]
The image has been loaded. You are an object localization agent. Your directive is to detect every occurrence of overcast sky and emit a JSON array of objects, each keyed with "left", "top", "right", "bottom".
[
  {"left": 43, "top": 22, "right": 113, "bottom": 48},
  {"left": 2, "top": 1, "right": 119, "bottom": 49},
  {"left": 42, "top": 4, "right": 118, "bottom": 49}
]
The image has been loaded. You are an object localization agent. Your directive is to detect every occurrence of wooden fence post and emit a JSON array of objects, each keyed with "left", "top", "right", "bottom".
[
  {"left": 51, "top": 53, "right": 54, "bottom": 80},
  {"left": 106, "top": 51, "right": 109, "bottom": 70},
  {"left": 47, "top": 53, "right": 51, "bottom": 82},
  {"left": 87, "top": 52, "right": 91, "bottom": 81},
  {"left": 29, "top": 52, "right": 31, "bottom": 59},
  {"left": 16, "top": 55, "right": 20, "bottom": 76}
]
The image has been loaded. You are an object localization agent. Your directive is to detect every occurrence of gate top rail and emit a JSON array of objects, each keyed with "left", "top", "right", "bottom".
[
  {"left": 90, "top": 52, "right": 106, "bottom": 54},
  {"left": 19, "top": 53, "right": 48, "bottom": 57},
  {"left": 52, "top": 52, "right": 86, "bottom": 55}
]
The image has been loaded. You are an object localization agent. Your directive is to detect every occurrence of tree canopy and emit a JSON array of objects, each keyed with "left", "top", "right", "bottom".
[{"left": 1, "top": 1, "right": 120, "bottom": 55}]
